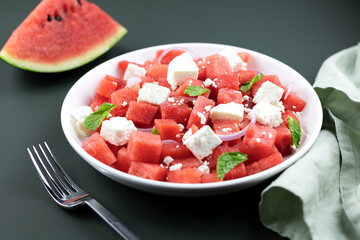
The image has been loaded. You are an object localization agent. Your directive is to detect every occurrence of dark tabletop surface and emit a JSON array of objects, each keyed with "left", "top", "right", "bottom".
[{"left": 1, "top": 0, "right": 359, "bottom": 239}]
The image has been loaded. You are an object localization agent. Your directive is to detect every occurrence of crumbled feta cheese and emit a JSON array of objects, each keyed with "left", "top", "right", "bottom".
[
  {"left": 100, "top": 117, "right": 137, "bottom": 146},
  {"left": 204, "top": 105, "right": 212, "bottom": 112},
  {"left": 222, "top": 128, "right": 233, "bottom": 133},
  {"left": 167, "top": 97, "right": 175, "bottom": 102},
  {"left": 183, "top": 125, "right": 222, "bottom": 160},
  {"left": 176, "top": 134, "right": 181, "bottom": 139},
  {"left": 198, "top": 161, "right": 210, "bottom": 174},
  {"left": 253, "top": 81, "right": 284, "bottom": 105},
  {"left": 242, "top": 95, "right": 250, "bottom": 101},
  {"left": 169, "top": 163, "right": 183, "bottom": 171},
  {"left": 138, "top": 83, "right": 171, "bottom": 105},
  {"left": 163, "top": 156, "right": 174, "bottom": 165},
  {"left": 166, "top": 53, "right": 199, "bottom": 90},
  {"left": 219, "top": 48, "right": 247, "bottom": 71},
  {"left": 178, "top": 124, "right": 185, "bottom": 132},
  {"left": 197, "top": 112, "right": 206, "bottom": 124},
  {"left": 247, "top": 101, "right": 283, "bottom": 128},
  {"left": 123, "top": 63, "right": 146, "bottom": 81},
  {"left": 204, "top": 78, "right": 217, "bottom": 88},
  {"left": 294, "top": 111, "right": 302, "bottom": 120},
  {"left": 210, "top": 102, "right": 244, "bottom": 122},
  {"left": 72, "top": 106, "right": 94, "bottom": 137},
  {"left": 256, "top": 138, "right": 261, "bottom": 143},
  {"left": 121, "top": 101, "right": 128, "bottom": 106}
]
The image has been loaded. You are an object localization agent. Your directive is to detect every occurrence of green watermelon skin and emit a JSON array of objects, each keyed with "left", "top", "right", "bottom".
[{"left": 0, "top": 0, "right": 127, "bottom": 72}]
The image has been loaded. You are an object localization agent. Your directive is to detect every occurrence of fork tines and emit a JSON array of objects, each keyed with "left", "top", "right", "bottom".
[{"left": 27, "top": 142, "right": 77, "bottom": 202}]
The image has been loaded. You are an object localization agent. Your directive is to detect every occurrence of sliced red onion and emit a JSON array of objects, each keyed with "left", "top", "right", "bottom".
[
  {"left": 162, "top": 139, "right": 179, "bottom": 144},
  {"left": 185, "top": 97, "right": 197, "bottom": 102},
  {"left": 217, "top": 113, "right": 256, "bottom": 141},
  {"left": 284, "top": 81, "right": 294, "bottom": 100},
  {"left": 136, "top": 127, "right": 153, "bottom": 132},
  {"left": 126, "top": 76, "right": 143, "bottom": 88},
  {"left": 157, "top": 47, "right": 199, "bottom": 64}
]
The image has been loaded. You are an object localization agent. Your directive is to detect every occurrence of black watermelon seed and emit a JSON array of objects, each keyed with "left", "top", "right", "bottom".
[
  {"left": 77, "top": 0, "right": 82, "bottom": 6},
  {"left": 47, "top": 15, "right": 52, "bottom": 22},
  {"left": 55, "top": 15, "right": 62, "bottom": 21}
]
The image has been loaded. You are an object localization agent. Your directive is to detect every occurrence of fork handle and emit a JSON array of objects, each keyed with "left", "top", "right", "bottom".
[{"left": 85, "top": 198, "right": 141, "bottom": 240}]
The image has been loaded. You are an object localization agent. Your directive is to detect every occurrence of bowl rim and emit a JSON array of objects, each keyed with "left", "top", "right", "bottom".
[{"left": 61, "top": 42, "right": 323, "bottom": 192}]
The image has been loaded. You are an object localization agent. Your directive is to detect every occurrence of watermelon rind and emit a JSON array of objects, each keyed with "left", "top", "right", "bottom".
[{"left": 0, "top": 26, "right": 127, "bottom": 73}]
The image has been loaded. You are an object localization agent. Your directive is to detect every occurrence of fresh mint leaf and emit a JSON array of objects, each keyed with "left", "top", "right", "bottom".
[
  {"left": 151, "top": 128, "right": 160, "bottom": 135},
  {"left": 84, "top": 102, "right": 116, "bottom": 130},
  {"left": 240, "top": 73, "right": 264, "bottom": 92},
  {"left": 288, "top": 115, "right": 301, "bottom": 148},
  {"left": 217, "top": 151, "right": 247, "bottom": 180},
  {"left": 184, "top": 85, "right": 210, "bottom": 97}
]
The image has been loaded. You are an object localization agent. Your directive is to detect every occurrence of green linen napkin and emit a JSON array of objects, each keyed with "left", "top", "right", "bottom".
[{"left": 259, "top": 43, "right": 360, "bottom": 240}]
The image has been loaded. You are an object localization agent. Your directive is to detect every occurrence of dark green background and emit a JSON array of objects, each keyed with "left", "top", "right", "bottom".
[{"left": 1, "top": 0, "right": 359, "bottom": 239}]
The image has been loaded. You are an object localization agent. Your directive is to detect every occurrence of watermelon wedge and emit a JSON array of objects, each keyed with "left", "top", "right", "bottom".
[{"left": 0, "top": 0, "right": 127, "bottom": 72}]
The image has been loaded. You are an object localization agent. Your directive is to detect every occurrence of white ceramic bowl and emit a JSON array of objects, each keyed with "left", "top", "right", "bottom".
[{"left": 61, "top": 43, "right": 322, "bottom": 197}]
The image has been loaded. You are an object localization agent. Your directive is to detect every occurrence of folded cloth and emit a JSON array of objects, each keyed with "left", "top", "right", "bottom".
[{"left": 259, "top": 43, "right": 360, "bottom": 240}]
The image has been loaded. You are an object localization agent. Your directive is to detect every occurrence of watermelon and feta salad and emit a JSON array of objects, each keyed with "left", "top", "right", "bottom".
[{"left": 72, "top": 48, "right": 306, "bottom": 183}]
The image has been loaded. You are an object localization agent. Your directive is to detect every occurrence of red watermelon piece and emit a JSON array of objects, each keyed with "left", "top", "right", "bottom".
[
  {"left": 174, "top": 78, "right": 210, "bottom": 98},
  {"left": 154, "top": 119, "right": 181, "bottom": 141},
  {"left": 0, "top": 0, "right": 127, "bottom": 72},
  {"left": 212, "top": 120, "right": 240, "bottom": 135},
  {"left": 156, "top": 49, "right": 186, "bottom": 64},
  {"left": 204, "top": 54, "right": 232, "bottom": 79},
  {"left": 170, "top": 157, "right": 202, "bottom": 169},
  {"left": 236, "top": 70, "right": 257, "bottom": 85},
  {"left": 167, "top": 168, "right": 203, "bottom": 183},
  {"left": 145, "top": 64, "right": 168, "bottom": 81},
  {"left": 246, "top": 152, "right": 283, "bottom": 175},
  {"left": 275, "top": 125, "right": 293, "bottom": 156},
  {"left": 160, "top": 97, "right": 191, "bottom": 125},
  {"left": 195, "top": 58, "right": 207, "bottom": 80},
  {"left": 126, "top": 101, "right": 159, "bottom": 127},
  {"left": 217, "top": 88, "right": 242, "bottom": 104},
  {"left": 282, "top": 92, "right": 307, "bottom": 112},
  {"left": 128, "top": 131, "right": 162, "bottom": 164},
  {"left": 110, "top": 87, "right": 137, "bottom": 117},
  {"left": 240, "top": 124, "right": 278, "bottom": 162},
  {"left": 224, "top": 162, "right": 247, "bottom": 180},
  {"left": 113, "top": 147, "right": 131, "bottom": 172},
  {"left": 82, "top": 132, "right": 117, "bottom": 166},
  {"left": 96, "top": 75, "right": 118, "bottom": 98},
  {"left": 90, "top": 94, "right": 109, "bottom": 112},
  {"left": 128, "top": 162, "right": 168, "bottom": 181},
  {"left": 201, "top": 172, "right": 223, "bottom": 183},
  {"left": 186, "top": 96, "right": 215, "bottom": 129},
  {"left": 161, "top": 142, "right": 193, "bottom": 159}
]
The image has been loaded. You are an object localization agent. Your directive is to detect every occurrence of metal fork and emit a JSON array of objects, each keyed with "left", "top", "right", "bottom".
[{"left": 27, "top": 142, "right": 141, "bottom": 240}]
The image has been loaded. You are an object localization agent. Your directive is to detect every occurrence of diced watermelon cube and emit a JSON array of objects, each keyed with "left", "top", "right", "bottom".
[
  {"left": 167, "top": 168, "right": 203, "bottom": 183},
  {"left": 205, "top": 144, "right": 232, "bottom": 170},
  {"left": 126, "top": 101, "right": 159, "bottom": 127},
  {"left": 96, "top": 75, "right": 118, "bottom": 98},
  {"left": 154, "top": 119, "right": 181, "bottom": 141},
  {"left": 128, "top": 162, "right": 168, "bottom": 181},
  {"left": 201, "top": 172, "right": 223, "bottom": 183},
  {"left": 186, "top": 96, "right": 215, "bottom": 129},
  {"left": 240, "top": 124, "right": 278, "bottom": 162},
  {"left": 281, "top": 110, "right": 300, "bottom": 127},
  {"left": 212, "top": 119, "right": 240, "bottom": 135},
  {"left": 237, "top": 52, "right": 249, "bottom": 62},
  {"left": 113, "top": 147, "right": 131, "bottom": 172},
  {"left": 146, "top": 64, "right": 168, "bottom": 81},
  {"left": 217, "top": 88, "right": 242, "bottom": 104},
  {"left": 213, "top": 74, "right": 239, "bottom": 93},
  {"left": 161, "top": 142, "right": 193, "bottom": 159},
  {"left": 105, "top": 74, "right": 126, "bottom": 89},
  {"left": 160, "top": 97, "right": 191, "bottom": 125},
  {"left": 90, "top": 94, "right": 109, "bottom": 112},
  {"left": 275, "top": 125, "right": 293, "bottom": 156},
  {"left": 224, "top": 162, "right": 247, "bottom": 180},
  {"left": 282, "top": 92, "right": 306, "bottom": 112},
  {"left": 128, "top": 131, "right": 162, "bottom": 163},
  {"left": 170, "top": 157, "right": 202, "bottom": 169},
  {"left": 174, "top": 78, "right": 210, "bottom": 98},
  {"left": 110, "top": 87, "right": 137, "bottom": 117},
  {"left": 82, "top": 132, "right": 117, "bottom": 166},
  {"left": 156, "top": 49, "right": 186, "bottom": 64},
  {"left": 204, "top": 54, "right": 232, "bottom": 79},
  {"left": 236, "top": 70, "right": 257, "bottom": 85},
  {"left": 195, "top": 58, "right": 207, "bottom": 80},
  {"left": 245, "top": 152, "right": 283, "bottom": 175}
]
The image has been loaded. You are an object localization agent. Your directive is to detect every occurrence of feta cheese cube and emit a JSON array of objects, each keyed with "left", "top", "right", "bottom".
[
  {"left": 123, "top": 63, "right": 146, "bottom": 81},
  {"left": 183, "top": 125, "right": 222, "bottom": 160},
  {"left": 100, "top": 117, "right": 137, "bottom": 146},
  {"left": 138, "top": 83, "right": 171, "bottom": 105},
  {"left": 166, "top": 53, "right": 199, "bottom": 90},
  {"left": 219, "top": 48, "right": 247, "bottom": 72},
  {"left": 210, "top": 102, "right": 244, "bottom": 122},
  {"left": 72, "top": 106, "right": 94, "bottom": 137},
  {"left": 253, "top": 81, "right": 284, "bottom": 105},
  {"left": 247, "top": 101, "right": 283, "bottom": 128}
]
